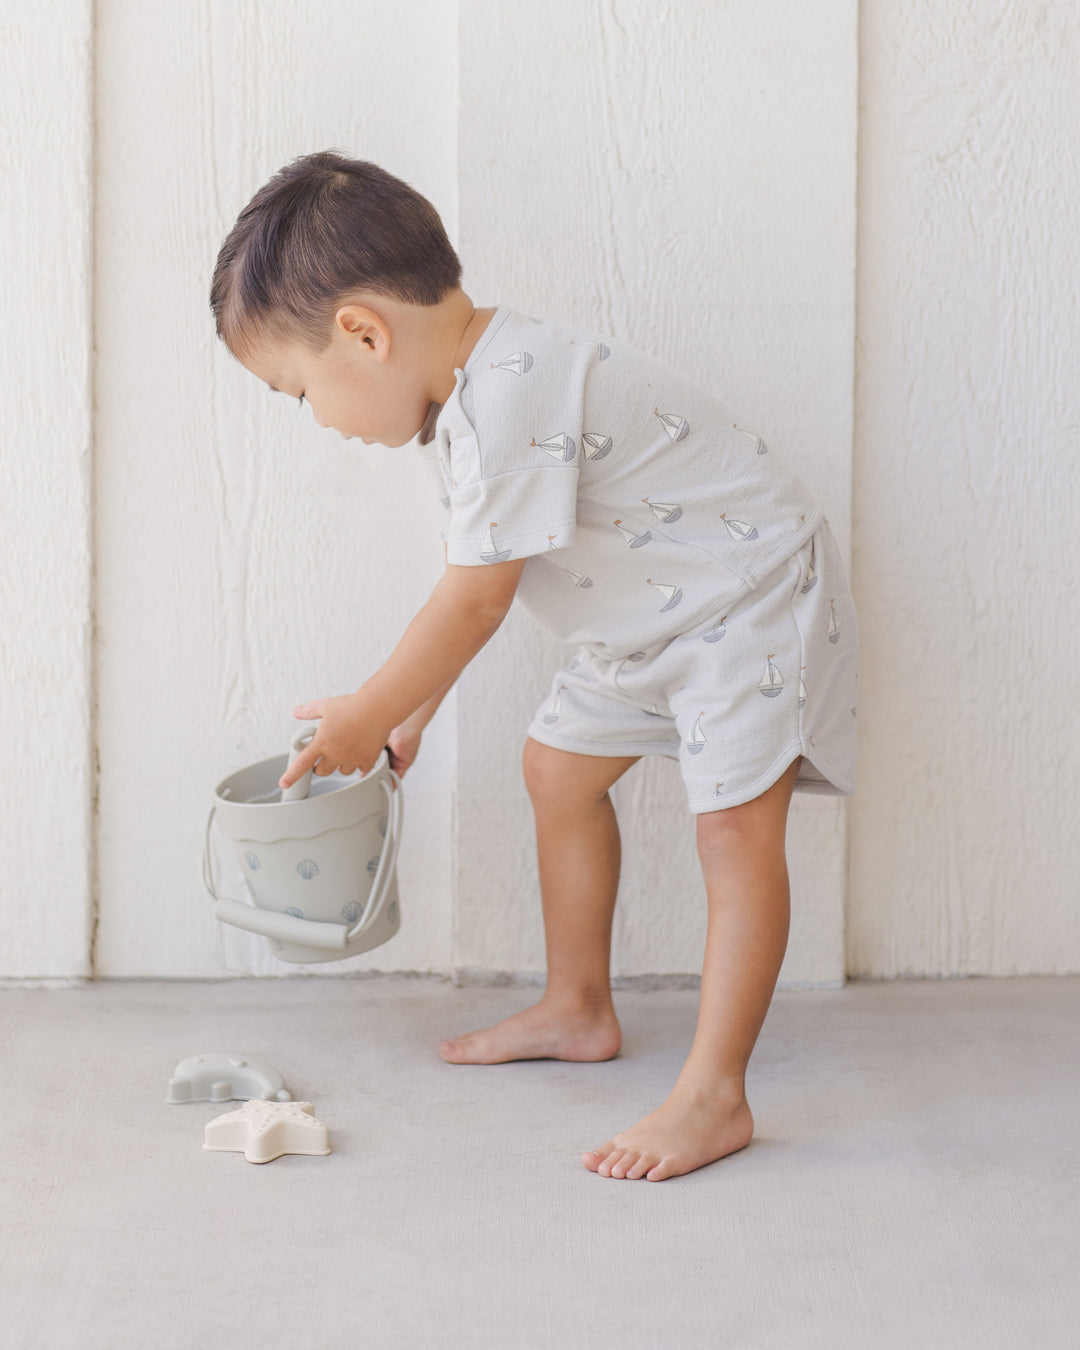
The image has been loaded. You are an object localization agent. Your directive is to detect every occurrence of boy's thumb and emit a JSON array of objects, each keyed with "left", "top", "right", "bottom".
[{"left": 293, "top": 701, "right": 322, "bottom": 719}]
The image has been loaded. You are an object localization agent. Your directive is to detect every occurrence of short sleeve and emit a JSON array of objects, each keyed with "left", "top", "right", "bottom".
[
  {"left": 445, "top": 436, "right": 579, "bottom": 565},
  {"left": 440, "top": 330, "right": 589, "bottom": 566}
]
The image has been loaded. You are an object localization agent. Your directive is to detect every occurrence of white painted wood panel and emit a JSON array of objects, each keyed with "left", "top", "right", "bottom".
[
  {"left": 15, "top": 0, "right": 1071, "bottom": 985},
  {"left": 93, "top": 0, "right": 458, "bottom": 976},
  {"left": 456, "top": 0, "right": 857, "bottom": 985},
  {"left": 0, "top": 1, "right": 94, "bottom": 979},
  {"left": 851, "top": 2, "right": 1080, "bottom": 974}
]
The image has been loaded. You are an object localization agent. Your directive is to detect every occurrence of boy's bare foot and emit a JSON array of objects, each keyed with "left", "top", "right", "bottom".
[
  {"left": 582, "top": 1080, "right": 754, "bottom": 1181},
  {"left": 440, "top": 998, "right": 621, "bottom": 1064}
]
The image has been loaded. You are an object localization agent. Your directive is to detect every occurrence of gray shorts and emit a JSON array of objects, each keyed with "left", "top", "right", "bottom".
[{"left": 526, "top": 524, "right": 858, "bottom": 813}]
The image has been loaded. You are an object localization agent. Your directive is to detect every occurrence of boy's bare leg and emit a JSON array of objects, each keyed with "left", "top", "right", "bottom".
[
  {"left": 583, "top": 756, "right": 801, "bottom": 1181},
  {"left": 439, "top": 739, "right": 639, "bottom": 1064}
]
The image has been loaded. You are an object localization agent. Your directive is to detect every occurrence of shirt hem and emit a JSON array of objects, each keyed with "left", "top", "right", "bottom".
[{"left": 447, "top": 516, "right": 578, "bottom": 566}]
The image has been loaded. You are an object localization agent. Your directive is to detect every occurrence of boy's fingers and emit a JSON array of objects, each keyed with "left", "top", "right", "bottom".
[
  {"left": 293, "top": 700, "right": 324, "bottom": 719},
  {"left": 279, "top": 744, "right": 321, "bottom": 788}
]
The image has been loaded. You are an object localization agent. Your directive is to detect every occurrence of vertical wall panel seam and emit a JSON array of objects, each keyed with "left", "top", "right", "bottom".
[
  {"left": 844, "top": 0, "right": 863, "bottom": 978},
  {"left": 87, "top": 0, "right": 101, "bottom": 978},
  {"left": 450, "top": 0, "right": 461, "bottom": 983}
]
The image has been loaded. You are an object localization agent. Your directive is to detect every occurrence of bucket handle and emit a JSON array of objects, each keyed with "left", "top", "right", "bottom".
[
  {"left": 203, "top": 767, "right": 404, "bottom": 953},
  {"left": 347, "top": 769, "right": 404, "bottom": 943}
]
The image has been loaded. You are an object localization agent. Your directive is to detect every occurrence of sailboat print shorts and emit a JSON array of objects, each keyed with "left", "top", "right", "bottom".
[{"left": 526, "top": 524, "right": 858, "bottom": 813}]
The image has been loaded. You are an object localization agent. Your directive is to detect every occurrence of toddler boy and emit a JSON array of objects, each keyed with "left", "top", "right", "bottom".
[{"left": 211, "top": 151, "right": 857, "bottom": 1181}]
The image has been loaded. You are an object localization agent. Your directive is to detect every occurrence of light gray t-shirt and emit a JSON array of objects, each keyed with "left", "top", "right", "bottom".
[{"left": 422, "top": 308, "right": 824, "bottom": 660}]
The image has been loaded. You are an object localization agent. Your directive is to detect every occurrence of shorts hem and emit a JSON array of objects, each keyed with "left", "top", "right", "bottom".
[
  {"left": 526, "top": 723, "right": 679, "bottom": 760},
  {"left": 685, "top": 742, "right": 855, "bottom": 815}
]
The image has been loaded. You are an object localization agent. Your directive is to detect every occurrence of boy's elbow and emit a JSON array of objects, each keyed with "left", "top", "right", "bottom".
[
  {"left": 472, "top": 585, "right": 518, "bottom": 634},
  {"left": 444, "top": 558, "right": 525, "bottom": 633}
]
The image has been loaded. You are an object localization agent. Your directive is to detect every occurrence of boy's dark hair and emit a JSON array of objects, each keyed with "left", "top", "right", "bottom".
[{"left": 210, "top": 150, "right": 462, "bottom": 359}]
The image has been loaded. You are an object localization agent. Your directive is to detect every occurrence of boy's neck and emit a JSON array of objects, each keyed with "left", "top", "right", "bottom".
[{"left": 426, "top": 290, "right": 496, "bottom": 405}]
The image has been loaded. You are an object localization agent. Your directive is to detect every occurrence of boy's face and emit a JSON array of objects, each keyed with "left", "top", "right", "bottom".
[{"left": 241, "top": 304, "right": 433, "bottom": 449}]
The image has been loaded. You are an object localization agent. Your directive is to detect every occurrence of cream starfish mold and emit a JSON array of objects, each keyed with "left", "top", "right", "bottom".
[{"left": 203, "top": 1099, "right": 330, "bottom": 1164}]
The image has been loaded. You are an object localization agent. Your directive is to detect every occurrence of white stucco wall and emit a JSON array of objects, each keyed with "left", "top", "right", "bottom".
[
  {"left": 0, "top": 0, "right": 94, "bottom": 980},
  {"left": 3, "top": 0, "right": 1078, "bottom": 982},
  {"left": 851, "top": 1, "right": 1080, "bottom": 975},
  {"left": 93, "top": 0, "right": 457, "bottom": 977},
  {"left": 455, "top": 0, "right": 857, "bottom": 986}
]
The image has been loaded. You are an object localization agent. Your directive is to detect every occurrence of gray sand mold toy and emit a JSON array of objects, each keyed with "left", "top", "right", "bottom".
[
  {"left": 167, "top": 1053, "right": 292, "bottom": 1104},
  {"left": 203, "top": 726, "right": 404, "bottom": 964}
]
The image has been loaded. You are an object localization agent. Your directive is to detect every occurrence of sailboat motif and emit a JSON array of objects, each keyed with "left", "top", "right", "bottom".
[
  {"left": 647, "top": 579, "right": 684, "bottom": 612},
  {"left": 547, "top": 534, "right": 558, "bottom": 550},
  {"left": 733, "top": 424, "right": 768, "bottom": 455},
  {"left": 561, "top": 567, "right": 593, "bottom": 588},
  {"left": 702, "top": 616, "right": 727, "bottom": 643},
  {"left": 642, "top": 497, "right": 683, "bottom": 524},
  {"left": 532, "top": 433, "right": 577, "bottom": 462},
  {"left": 491, "top": 351, "right": 533, "bottom": 375},
  {"left": 582, "top": 432, "right": 613, "bottom": 460},
  {"left": 686, "top": 713, "right": 707, "bottom": 756},
  {"left": 721, "top": 513, "right": 759, "bottom": 542},
  {"left": 653, "top": 408, "right": 690, "bottom": 442},
  {"left": 828, "top": 600, "right": 840, "bottom": 644},
  {"left": 543, "top": 687, "right": 565, "bottom": 725},
  {"left": 614, "top": 519, "right": 652, "bottom": 548},
  {"left": 759, "top": 656, "right": 784, "bottom": 698},
  {"left": 801, "top": 537, "right": 818, "bottom": 592},
  {"left": 714, "top": 781, "right": 725, "bottom": 797},
  {"left": 480, "top": 522, "right": 512, "bottom": 564}
]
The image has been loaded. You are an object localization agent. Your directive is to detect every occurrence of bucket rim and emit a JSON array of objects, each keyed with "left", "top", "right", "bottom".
[{"left": 213, "top": 746, "right": 390, "bottom": 809}]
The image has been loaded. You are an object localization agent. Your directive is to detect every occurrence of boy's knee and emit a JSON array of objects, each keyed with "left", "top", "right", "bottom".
[
  {"left": 695, "top": 806, "right": 763, "bottom": 861},
  {"left": 522, "top": 737, "right": 574, "bottom": 806},
  {"left": 695, "top": 760, "right": 800, "bottom": 862},
  {"left": 522, "top": 737, "right": 631, "bottom": 810}
]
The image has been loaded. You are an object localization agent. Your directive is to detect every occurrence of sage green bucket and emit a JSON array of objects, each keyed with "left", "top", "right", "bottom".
[{"left": 203, "top": 728, "right": 404, "bottom": 964}]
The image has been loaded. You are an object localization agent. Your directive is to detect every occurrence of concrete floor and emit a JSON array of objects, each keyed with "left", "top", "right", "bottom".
[{"left": 0, "top": 976, "right": 1076, "bottom": 1349}]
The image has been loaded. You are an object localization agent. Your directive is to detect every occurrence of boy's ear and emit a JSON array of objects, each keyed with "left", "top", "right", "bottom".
[{"left": 334, "top": 303, "right": 390, "bottom": 359}]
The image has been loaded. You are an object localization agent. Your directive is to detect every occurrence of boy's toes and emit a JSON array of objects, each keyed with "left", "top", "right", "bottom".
[
  {"left": 646, "top": 1157, "right": 676, "bottom": 1182},
  {"left": 439, "top": 1036, "right": 471, "bottom": 1062},
  {"left": 625, "top": 1154, "right": 655, "bottom": 1180},
  {"left": 582, "top": 1143, "right": 615, "bottom": 1173},
  {"left": 601, "top": 1148, "right": 633, "bottom": 1178}
]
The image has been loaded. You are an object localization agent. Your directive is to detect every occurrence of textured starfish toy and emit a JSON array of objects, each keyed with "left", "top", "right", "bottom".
[{"left": 203, "top": 1099, "right": 330, "bottom": 1164}]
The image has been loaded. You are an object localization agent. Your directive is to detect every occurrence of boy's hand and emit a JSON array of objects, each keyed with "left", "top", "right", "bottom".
[
  {"left": 279, "top": 557, "right": 525, "bottom": 791},
  {"left": 279, "top": 692, "right": 390, "bottom": 788},
  {"left": 386, "top": 722, "right": 422, "bottom": 778}
]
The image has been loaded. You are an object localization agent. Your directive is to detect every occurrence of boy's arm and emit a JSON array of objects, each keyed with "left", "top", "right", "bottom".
[
  {"left": 385, "top": 677, "right": 456, "bottom": 777},
  {"left": 281, "top": 557, "right": 527, "bottom": 788}
]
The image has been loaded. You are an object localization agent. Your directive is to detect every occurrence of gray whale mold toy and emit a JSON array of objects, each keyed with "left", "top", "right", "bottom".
[{"left": 166, "top": 1053, "right": 292, "bottom": 1104}]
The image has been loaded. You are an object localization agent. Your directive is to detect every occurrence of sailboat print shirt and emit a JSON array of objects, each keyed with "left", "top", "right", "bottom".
[{"left": 423, "top": 309, "right": 826, "bottom": 661}]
